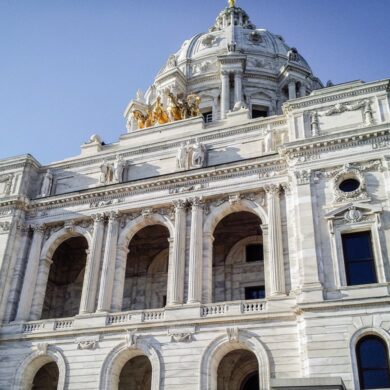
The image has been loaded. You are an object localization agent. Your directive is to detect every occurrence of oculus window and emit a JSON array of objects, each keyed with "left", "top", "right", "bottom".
[
  {"left": 357, "top": 336, "right": 390, "bottom": 389},
  {"left": 342, "top": 232, "right": 377, "bottom": 286},
  {"left": 245, "top": 286, "right": 265, "bottom": 300},
  {"left": 246, "top": 244, "right": 264, "bottom": 262}
]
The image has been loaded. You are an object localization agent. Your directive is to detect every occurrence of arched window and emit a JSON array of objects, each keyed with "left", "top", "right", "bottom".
[{"left": 357, "top": 336, "right": 390, "bottom": 389}]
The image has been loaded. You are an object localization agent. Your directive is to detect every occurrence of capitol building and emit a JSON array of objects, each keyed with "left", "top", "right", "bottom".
[{"left": 0, "top": 1, "right": 390, "bottom": 389}]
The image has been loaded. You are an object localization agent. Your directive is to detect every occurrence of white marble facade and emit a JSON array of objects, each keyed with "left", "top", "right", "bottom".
[{"left": 0, "top": 3, "right": 390, "bottom": 390}]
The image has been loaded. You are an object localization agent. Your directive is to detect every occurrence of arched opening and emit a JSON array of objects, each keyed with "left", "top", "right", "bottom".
[
  {"left": 122, "top": 225, "right": 169, "bottom": 311},
  {"left": 213, "top": 211, "right": 264, "bottom": 302},
  {"left": 119, "top": 355, "right": 152, "bottom": 390},
  {"left": 217, "top": 349, "right": 259, "bottom": 390},
  {"left": 41, "top": 236, "right": 88, "bottom": 319},
  {"left": 32, "top": 362, "right": 59, "bottom": 390},
  {"left": 357, "top": 335, "right": 390, "bottom": 389}
]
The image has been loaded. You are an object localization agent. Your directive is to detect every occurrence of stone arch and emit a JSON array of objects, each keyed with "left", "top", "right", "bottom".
[
  {"left": 199, "top": 329, "right": 270, "bottom": 390},
  {"left": 111, "top": 213, "right": 174, "bottom": 312},
  {"left": 100, "top": 340, "right": 161, "bottom": 390},
  {"left": 204, "top": 199, "right": 267, "bottom": 236},
  {"left": 349, "top": 326, "right": 390, "bottom": 390},
  {"left": 13, "top": 345, "right": 66, "bottom": 390},
  {"left": 118, "top": 214, "right": 174, "bottom": 250},
  {"left": 40, "top": 225, "right": 92, "bottom": 262}
]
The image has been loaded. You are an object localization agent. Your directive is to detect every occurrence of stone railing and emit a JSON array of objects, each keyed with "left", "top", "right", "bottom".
[{"left": 13, "top": 300, "right": 267, "bottom": 336}]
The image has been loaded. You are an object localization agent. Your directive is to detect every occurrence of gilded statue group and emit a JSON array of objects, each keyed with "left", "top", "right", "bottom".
[{"left": 132, "top": 92, "right": 202, "bottom": 130}]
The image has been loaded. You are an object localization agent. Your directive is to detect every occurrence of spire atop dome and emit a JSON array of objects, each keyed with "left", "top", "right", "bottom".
[
  {"left": 228, "top": 0, "right": 236, "bottom": 7},
  {"left": 210, "top": 2, "right": 256, "bottom": 32}
]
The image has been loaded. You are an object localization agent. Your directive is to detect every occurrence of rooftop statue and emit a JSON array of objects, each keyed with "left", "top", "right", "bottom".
[{"left": 132, "top": 92, "right": 202, "bottom": 130}]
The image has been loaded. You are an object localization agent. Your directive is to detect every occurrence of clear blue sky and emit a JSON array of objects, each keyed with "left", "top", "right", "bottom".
[{"left": 1, "top": 0, "right": 389, "bottom": 165}]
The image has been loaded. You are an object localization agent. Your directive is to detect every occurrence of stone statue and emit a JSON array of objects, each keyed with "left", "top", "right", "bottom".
[
  {"left": 100, "top": 160, "right": 112, "bottom": 184},
  {"left": 176, "top": 143, "right": 188, "bottom": 170},
  {"left": 287, "top": 47, "right": 299, "bottom": 62},
  {"left": 114, "top": 155, "right": 126, "bottom": 183},
  {"left": 191, "top": 139, "right": 206, "bottom": 168},
  {"left": 40, "top": 169, "right": 53, "bottom": 197},
  {"left": 88, "top": 134, "right": 102, "bottom": 144},
  {"left": 363, "top": 100, "right": 374, "bottom": 126}
]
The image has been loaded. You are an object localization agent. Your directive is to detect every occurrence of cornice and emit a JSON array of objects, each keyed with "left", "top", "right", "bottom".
[{"left": 283, "top": 80, "right": 389, "bottom": 113}]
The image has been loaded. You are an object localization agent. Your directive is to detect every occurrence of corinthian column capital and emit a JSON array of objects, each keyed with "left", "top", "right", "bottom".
[
  {"left": 92, "top": 213, "right": 104, "bottom": 223},
  {"left": 189, "top": 196, "right": 204, "bottom": 209},
  {"left": 264, "top": 184, "right": 281, "bottom": 196},
  {"left": 172, "top": 199, "right": 187, "bottom": 210}
]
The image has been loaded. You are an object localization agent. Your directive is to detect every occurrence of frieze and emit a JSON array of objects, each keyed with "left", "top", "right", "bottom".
[
  {"left": 90, "top": 198, "right": 123, "bottom": 208},
  {"left": 169, "top": 183, "right": 206, "bottom": 195}
]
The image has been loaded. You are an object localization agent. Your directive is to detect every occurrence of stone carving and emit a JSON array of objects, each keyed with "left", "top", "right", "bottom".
[
  {"left": 168, "top": 326, "right": 195, "bottom": 343},
  {"left": 166, "top": 54, "right": 177, "bottom": 69},
  {"left": 201, "top": 34, "right": 215, "bottom": 48},
  {"left": 176, "top": 139, "right": 207, "bottom": 170},
  {"left": 227, "top": 327, "right": 239, "bottom": 343},
  {"left": 332, "top": 164, "right": 367, "bottom": 203},
  {"left": 287, "top": 47, "right": 299, "bottom": 62},
  {"left": 249, "top": 30, "right": 262, "bottom": 43},
  {"left": 39, "top": 170, "right": 53, "bottom": 198},
  {"left": 294, "top": 170, "right": 311, "bottom": 185},
  {"left": 35, "top": 343, "right": 48, "bottom": 356},
  {"left": 263, "top": 129, "right": 273, "bottom": 153},
  {"left": 310, "top": 111, "right": 320, "bottom": 136},
  {"left": 0, "top": 174, "right": 13, "bottom": 196},
  {"left": 141, "top": 208, "right": 153, "bottom": 219},
  {"left": 90, "top": 198, "right": 122, "bottom": 208},
  {"left": 125, "top": 330, "right": 138, "bottom": 349},
  {"left": 0, "top": 221, "right": 11, "bottom": 233},
  {"left": 325, "top": 99, "right": 374, "bottom": 126},
  {"left": 344, "top": 207, "right": 362, "bottom": 224},
  {"left": 229, "top": 193, "right": 242, "bottom": 205},
  {"left": 64, "top": 220, "right": 75, "bottom": 232},
  {"left": 77, "top": 340, "right": 97, "bottom": 350},
  {"left": 192, "top": 60, "right": 213, "bottom": 75},
  {"left": 114, "top": 155, "right": 127, "bottom": 183},
  {"left": 100, "top": 160, "right": 114, "bottom": 184},
  {"left": 191, "top": 139, "right": 206, "bottom": 168},
  {"left": 169, "top": 183, "right": 205, "bottom": 195},
  {"left": 227, "top": 41, "right": 237, "bottom": 53},
  {"left": 86, "top": 134, "right": 102, "bottom": 144}
]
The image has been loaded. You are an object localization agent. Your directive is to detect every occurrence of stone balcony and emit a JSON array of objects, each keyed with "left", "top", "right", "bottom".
[{"left": 0, "top": 297, "right": 296, "bottom": 338}]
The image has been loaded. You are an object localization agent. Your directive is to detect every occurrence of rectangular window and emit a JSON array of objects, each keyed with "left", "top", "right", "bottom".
[
  {"left": 342, "top": 232, "right": 377, "bottom": 286},
  {"left": 202, "top": 111, "right": 213, "bottom": 123},
  {"left": 245, "top": 286, "right": 265, "bottom": 300},
  {"left": 252, "top": 105, "right": 268, "bottom": 119},
  {"left": 246, "top": 244, "right": 264, "bottom": 262}
]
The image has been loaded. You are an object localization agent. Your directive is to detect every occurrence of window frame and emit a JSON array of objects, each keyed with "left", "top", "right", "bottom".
[
  {"left": 245, "top": 243, "right": 264, "bottom": 263},
  {"left": 356, "top": 335, "right": 390, "bottom": 389}
]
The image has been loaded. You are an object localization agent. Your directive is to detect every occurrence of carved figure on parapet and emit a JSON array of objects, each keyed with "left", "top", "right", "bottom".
[
  {"left": 176, "top": 139, "right": 207, "bottom": 170},
  {"left": 100, "top": 160, "right": 113, "bottom": 185},
  {"left": 0, "top": 174, "right": 13, "bottom": 196},
  {"left": 39, "top": 169, "right": 53, "bottom": 198},
  {"left": 114, "top": 155, "right": 127, "bottom": 184},
  {"left": 263, "top": 129, "right": 273, "bottom": 154},
  {"left": 363, "top": 100, "right": 374, "bottom": 126},
  {"left": 191, "top": 139, "right": 206, "bottom": 168},
  {"left": 287, "top": 47, "right": 299, "bottom": 62}
]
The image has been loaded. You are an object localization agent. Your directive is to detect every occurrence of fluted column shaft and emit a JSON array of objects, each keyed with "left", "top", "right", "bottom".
[
  {"left": 265, "top": 185, "right": 286, "bottom": 296},
  {"left": 97, "top": 211, "right": 119, "bottom": 312},
  {"left": 187, "top": 198, "right": 204, "bottom": 304},
  {"left": 167, "top": 200, "right": 186, "bottom": 305},
  {"left": 234, "top": 71, "right": 243, "bottom": 104},
  {"left": 221, "top": 71, "right": 230, "bottom": 119},
  {"left": 79, "top": 214, "right": 105, "bottom": 314},
  {"left": 15, "top": 225, "right": 45, "bottom": 321}
]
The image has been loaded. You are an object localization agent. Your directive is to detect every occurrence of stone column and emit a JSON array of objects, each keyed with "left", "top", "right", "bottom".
[
  {"left": 220, "top": 70, "right": 230, "bottom": 119},
  {"left": 187, "top": 197, "right": 204, "bottom": 304},
  {"left": 294, "top": 171, "right": 323, "bottom": 301},
  {"left": 265, "top": 184, "right": 286, "bottom": 296},
  {"left": 111, "top": 245, "right": 130, "bottom": 312},
  {"left": 15, "top": 225, "right": 45, "bottom": 322},
  {"left": 203, "top": 233, "right": 214, "bottom": 303},
  {"left": 299, "top": 83, "right": 307, "bottom": 97},
  {"left": 234, "top": 70, "right": 243, "bottom": 105},
  {"left": 288, "top": 79, "right": 297, "bottom": 100},
  {"left": 167, "top": 200, "right": 186, "bottom": 305},
  {"left": 97, "top": 211, "right": 119, "bottom": 312},
  {"left": 79, "top": 214, "right": 104, "bottom": 314},
  {"left": 30, "top": 256, "right": 53, "bottom": 320}
]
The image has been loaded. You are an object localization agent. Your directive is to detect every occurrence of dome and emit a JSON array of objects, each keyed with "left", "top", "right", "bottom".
[{"left": 125, "top": 2, "right": 322, "bottom": 131}]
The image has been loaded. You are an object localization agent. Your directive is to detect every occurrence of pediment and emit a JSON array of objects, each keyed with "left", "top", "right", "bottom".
[{"left": 325, "top": 202, "right": 382, "bottom": 219}]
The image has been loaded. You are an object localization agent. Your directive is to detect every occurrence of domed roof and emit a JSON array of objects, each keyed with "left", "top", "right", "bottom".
[{"left": 156, "top": 4, "right": 312, "bottom": 80}]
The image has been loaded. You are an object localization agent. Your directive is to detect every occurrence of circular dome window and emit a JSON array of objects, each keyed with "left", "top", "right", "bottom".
[{"left": 339, "top": 178, "right": 360, "bottom": 192}]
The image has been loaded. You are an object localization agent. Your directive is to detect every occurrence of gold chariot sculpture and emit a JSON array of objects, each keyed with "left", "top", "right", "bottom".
[{"left": 132, "top": 92, "right": 201, "bottom": 130}]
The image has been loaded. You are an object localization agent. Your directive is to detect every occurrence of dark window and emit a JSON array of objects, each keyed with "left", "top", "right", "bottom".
[
  {"left": 202, "top": 111, "right": 213, "bottom": 123},
  {"left": 342, "top": 232, "right": 377, "bottom": 286},
  {"left": 245, "top": 286, "right": 265, "bottom": 300},
  {"left": 162, "top": 295, "right": 167, "bottom": 307},
  {"left": 252, "top": 109, "right": 268, "bottom": 119},
  {"left": 339, "top": 178, "right": 360, "bottom": 192},
  {"left": 246, "top": 244, "right": 264, "bottom": 262},
  {"left": 357, "top": 336, "right": 390, "bottom": 389}
]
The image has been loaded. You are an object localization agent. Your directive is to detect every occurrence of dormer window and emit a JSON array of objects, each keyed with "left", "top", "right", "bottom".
[{"left": 252, "top": 105, "right": 268, "bottom": 119}]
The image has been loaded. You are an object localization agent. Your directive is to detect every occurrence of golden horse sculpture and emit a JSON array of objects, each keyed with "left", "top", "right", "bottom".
[{"left": 132, "top": 92, "right": 202, "bottom": 130}]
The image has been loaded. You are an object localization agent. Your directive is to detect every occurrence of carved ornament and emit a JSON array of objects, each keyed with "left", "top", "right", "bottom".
[{"left": 226, "top": 327, "right": 239, "bottom": 343}]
